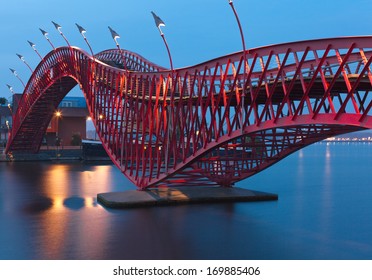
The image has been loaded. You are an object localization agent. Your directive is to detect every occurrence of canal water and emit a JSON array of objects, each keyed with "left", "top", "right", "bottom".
[{"left": 0, "top": 142, "right": 372, "bottom": 260}]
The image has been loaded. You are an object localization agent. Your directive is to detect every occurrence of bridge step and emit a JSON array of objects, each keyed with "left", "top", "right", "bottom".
[{"left": 97, "top": 186, "right": 278, "bottom": 208}]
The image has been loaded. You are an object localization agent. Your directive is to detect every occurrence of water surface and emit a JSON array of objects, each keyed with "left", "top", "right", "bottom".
[{"left": 1, "top": 143, "right": 372, "bottom": 259}]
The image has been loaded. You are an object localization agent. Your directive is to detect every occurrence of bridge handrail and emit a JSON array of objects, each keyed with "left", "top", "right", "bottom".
[
  {"left": 7, "top": 35, "right": 372, "bottom": 189},
  {"left": 11, "top": 36, "right": 372, "bottom": 134}
]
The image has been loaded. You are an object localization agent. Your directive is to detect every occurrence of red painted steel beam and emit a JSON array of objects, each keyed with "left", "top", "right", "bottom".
[{"left": 5, "top": 36, "right": 372, "bottom": 189}]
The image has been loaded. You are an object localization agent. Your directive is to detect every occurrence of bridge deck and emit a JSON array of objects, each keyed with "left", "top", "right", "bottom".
[
  {"left": 7, "top": 38, "right": 372, "bottom": 190},
  {"left": 129, "top": 75, "right": 370, "bottom": 106}
]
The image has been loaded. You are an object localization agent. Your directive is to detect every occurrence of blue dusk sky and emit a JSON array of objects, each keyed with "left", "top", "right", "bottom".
[{"left": 0, "top": 0, "right": 371, "bottom": 97}]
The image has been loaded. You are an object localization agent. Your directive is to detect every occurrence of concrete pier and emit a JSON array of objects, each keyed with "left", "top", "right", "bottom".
[{"left": 97, "top": 186, "right": 278, "bottom": 208}]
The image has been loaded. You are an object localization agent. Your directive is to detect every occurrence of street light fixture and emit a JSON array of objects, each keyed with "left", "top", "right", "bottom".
[
  {"left": 228, "top": 1, "right": 247, "bottom": 57},
  {"left": 27, "top": 40, "right": 43, "bottom": 60},
  {"left": 6, "top": 84, "right": 14, "bottom": 95},
  {"left": 16, "top": 53, "right": 33, "bottom": 73},
  {"left": 108, "top": 26, "right": 127, "bottom": 70},
  {"left": 9, "top": 68, "right": 26, "bottom": 88},
  {"left": 52, "top": 21, "right": 71, "bottom": 47},
  {"left": 151, "top": 11, "right": 175, "bottom": 173},
  {"left": 54, "top": 110, "right": 62, "bottom": 141},
  {"left": 108, "top": 26, "right": 120, "bottom": 48},
  {"left": 151, "top": 11, "right": 174, "bottom": 74},
  {"left": 5, "top": 85, "right": 14, "bottom": 115},
  {"left": 228, "top": 0, "right": 248, "bottom": 132},
  {"left": 76, "top": 23, "right": 94, "bottom": 57},
  {"left": 39, "top": 28, "right": 56, "bottom": 50}
]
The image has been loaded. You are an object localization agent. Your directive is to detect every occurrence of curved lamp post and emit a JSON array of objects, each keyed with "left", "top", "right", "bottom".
[
  {"left": 108, "top": 26, "right": 127, "bottom": 70},
  {"left": 52, "top": 21, "right": 71, "bottom": 47},
  {"left": 39, "top": 28, "right": 55, "bottom": 50},
  {"left": 5, "top": 85, "right": 14, "bottom": 115},
  {"left": 27, "top": 40, "right": 43, "bottom": 60},
  {"left": 151, "top": 11, "right": 174, "bottom": 74},
  {"left": 6, "top": 84, "right": 14, "bottom": 95},
  {"left": 228, "top": 0, "right": 247, "bottom": 132},
  {"left": 4, "top": 86, "right": 13, "bottom": 132},
  {"left": 151, "top": 11, "right": 175, "bottom": 173},
  {"left": 9, "top": 68, "right": 26, "bottom": 88},
  {"left": 76, "top": 23, "right": 94, "bottom": 57},
  {"left": 16, "top": 53, "right": 33, "bottom": 73}
]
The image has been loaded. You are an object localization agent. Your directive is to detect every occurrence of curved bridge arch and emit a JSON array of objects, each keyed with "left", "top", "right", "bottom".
[{"left": 6, "top": 36, "right": 372, "bottom": 189}]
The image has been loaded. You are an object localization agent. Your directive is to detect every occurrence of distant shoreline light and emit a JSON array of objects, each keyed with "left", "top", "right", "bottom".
[{"left": 324, "top": 136, "right": 372, "bottom": 142}]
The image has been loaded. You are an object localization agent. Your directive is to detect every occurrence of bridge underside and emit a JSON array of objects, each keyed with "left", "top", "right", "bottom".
[
  {"left": 9, "top": 77, "right": 77, "bottom": 152},
  {"left": 180, "top": 125, "right": 366, "bottom": 187}
]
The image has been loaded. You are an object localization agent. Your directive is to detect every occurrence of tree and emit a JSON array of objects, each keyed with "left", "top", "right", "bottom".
[
  {"left": 71, "top": 133, "right": 82, "bottom": 146},
  {"left": 0, "top": 97, "right": 7, "bottom": 106}
]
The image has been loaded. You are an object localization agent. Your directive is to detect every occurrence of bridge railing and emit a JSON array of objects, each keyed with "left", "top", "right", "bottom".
[{"left": 7, "top": 36, "right": 372, "bottom": 189}]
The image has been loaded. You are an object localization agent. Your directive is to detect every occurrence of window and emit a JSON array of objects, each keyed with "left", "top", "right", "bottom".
[{"left": 61, "top": 101, "right": 73, "bottom": 107}]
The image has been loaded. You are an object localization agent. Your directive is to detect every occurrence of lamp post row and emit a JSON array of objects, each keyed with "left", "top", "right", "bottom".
[
  {"left": 6, "top": 9, "right": 173, "bottom": 89},
  {"left": 4, "top": 2, "right": 247, "bottom": 157},
  {"left": 6, "top": 2, "right": 246, "bottom": 107}
]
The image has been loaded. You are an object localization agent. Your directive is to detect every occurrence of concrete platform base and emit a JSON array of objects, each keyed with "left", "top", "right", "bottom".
[{"left": 97, "top": 187, "right": 278, "bottom": 208}]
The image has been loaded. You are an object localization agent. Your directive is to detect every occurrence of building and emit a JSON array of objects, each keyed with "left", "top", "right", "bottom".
[{"left": 45, "top": 96, "right": 89, "bottom": 147}]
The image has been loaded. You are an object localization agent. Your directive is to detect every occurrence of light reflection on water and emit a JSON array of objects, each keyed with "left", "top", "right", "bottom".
[{"left": 1, "top": 143, "right": 372, "bottom": 260}]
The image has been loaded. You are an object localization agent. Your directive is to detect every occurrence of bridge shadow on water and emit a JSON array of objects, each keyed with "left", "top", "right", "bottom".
[
  {"left": 22, "top": 196, "right": 54, "bottom": 214},
  {"left": 21, "top": 196, "right": 99, "bottom": 214},
  {"left": 63, "top": 196, "right": 86, "bottom": 211}
]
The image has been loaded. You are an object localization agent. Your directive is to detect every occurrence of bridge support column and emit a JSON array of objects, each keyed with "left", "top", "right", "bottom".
[{"left": 97, "top": 187, "right": 278, "bottom": 208}]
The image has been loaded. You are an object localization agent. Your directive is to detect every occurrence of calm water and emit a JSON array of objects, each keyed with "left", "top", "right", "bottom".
[{"left": 1, "top": 143, "right": 372, "bottom": 260}]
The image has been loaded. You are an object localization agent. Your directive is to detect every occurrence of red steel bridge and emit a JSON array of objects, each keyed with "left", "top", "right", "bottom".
[{"left": 5, "top": 36, "right": 372, "bottom": 189}]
